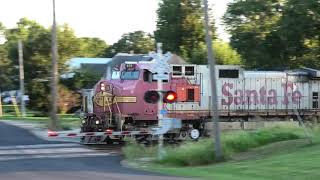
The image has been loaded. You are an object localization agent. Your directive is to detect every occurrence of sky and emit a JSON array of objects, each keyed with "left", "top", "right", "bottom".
[{"left": 0, "top": 0, "right": 231, "bottom": 44}]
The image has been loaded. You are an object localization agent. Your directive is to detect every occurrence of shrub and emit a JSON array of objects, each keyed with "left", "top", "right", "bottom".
[
  {"left": 122, "top": 140, "right": 157, "bottom": 160},
  {"left": 158, "top": 126, "right": 304, "bottom": 166}
]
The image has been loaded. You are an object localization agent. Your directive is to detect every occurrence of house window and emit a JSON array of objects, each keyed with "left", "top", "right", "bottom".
[
  {"left": 313, "top": 92, "right": 319, "bottom": 109},
  {"left": 173, "top": 66, "right": 182, "bottom": 76},
  {"left": 185, "top": 66, "right": 195, "bottom": 76},
  {"left": 219, "top": 69, "right": 239, "bottom": 78}
]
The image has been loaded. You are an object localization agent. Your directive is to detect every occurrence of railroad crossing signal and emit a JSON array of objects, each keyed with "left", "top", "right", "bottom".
[{"left": 149, "top": 51, "right": 172, "bottom": 79}]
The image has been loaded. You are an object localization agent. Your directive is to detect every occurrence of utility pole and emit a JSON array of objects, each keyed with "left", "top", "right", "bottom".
[
  {"left": 50, "top": 0, "right": 59, "bottom": 130},
  {"left": 0, "top": 89, "right": 2, "bottom": 117},
  {"left": 18, "top": 40, "right": 26, "bottom": 117},
  {"left": 203, "top": 0, "right": 223, "bottom": 160}
]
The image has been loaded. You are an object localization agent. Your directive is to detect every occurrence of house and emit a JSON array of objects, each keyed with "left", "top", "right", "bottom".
[{"left": 65, "top": 53, "right": 187, "bottom": 79}]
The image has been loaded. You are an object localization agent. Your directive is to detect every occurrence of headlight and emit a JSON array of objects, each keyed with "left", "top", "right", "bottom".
[
  {"left": 95, "top": 120, "right": 100, "bottom": 125},
  {"left": 82, "top": 120, "right": 85, "bottom": 124},
  {"left": 100, "top": 83, "right": 106, "bottom": 91}
]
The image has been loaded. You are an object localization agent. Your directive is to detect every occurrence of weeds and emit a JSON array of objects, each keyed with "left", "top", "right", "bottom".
[{"left": 124, "top": 126, "right": 307, "bottom": 166}]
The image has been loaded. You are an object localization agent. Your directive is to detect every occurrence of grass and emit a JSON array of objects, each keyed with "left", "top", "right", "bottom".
[
  {"left": 123, "top": 126, "right": 306, "bottom": 166},
  {"left": 123, "top": 140, "right": 158, "bottom": 160},
  {"left": 147, "top": 142, "right": 320, "bottom": 180},
  {"left": 126, "top": 126, "right": 320, "bottom": 180},
  {"left": 0, "top": 111, "right": 81, "bottom": 130}
]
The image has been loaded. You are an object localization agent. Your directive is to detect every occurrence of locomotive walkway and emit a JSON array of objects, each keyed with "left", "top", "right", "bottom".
[{"left": 0, "top": 121, "right": 189, "bottom": 180}]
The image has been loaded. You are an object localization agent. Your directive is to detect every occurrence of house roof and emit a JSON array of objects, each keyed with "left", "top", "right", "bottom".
[
  {"left": 108, "top": 53, "right": 153, "bottom": 68},
  {"left": 68, "top": 58, "right": 112, "bottom": 69},
  {"left": 109, "top": 53, "right": 187, "bottom": 68}
]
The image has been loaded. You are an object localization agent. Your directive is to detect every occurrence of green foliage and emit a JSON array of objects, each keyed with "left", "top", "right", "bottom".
[
  {"left": 79, "top": 37, "right": 108, "bottom": 57},
  {"left": 26, "top": 80, "right": 50, "bottom": 113},
  {"left": 159, "top": 139, "right": 216, "bottom": 166},
  {"left": 61, "top": 69, "right": 101, "bottom": 90},
  {"left": 189, "top": 40, "right": 242, "bottom": 65},
  {"left": 57, "top": 24, "right": 82, "bottom": 71},
  {"left": 155, "top": 0, "right": 216, "bottom": 63},
  {"left": 214, "top": 40, "right": 242, "bottom": 65},
  {"left": 104, "top": 31, "right": 154, "bottom": 57},
  {"left": 148, "top": 141, "right": 320, "bottom": 180},
  {"left": 157, "top": 126, "right": 303, "bottom": 166},
  {"left": 0, "top": 44, "right": 15, "bottom": 91},
  {"left": 224, "top": 0, "right": 320, "bottom": 69},
  {"left": 1, "top": 18, "right": 106, "bottom": 113},
  {"left": 122, "top": 140, "right": 158, "bottom": 160}
]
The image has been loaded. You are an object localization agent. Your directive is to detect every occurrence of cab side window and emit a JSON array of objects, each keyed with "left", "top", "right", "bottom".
[{"left": 143, "top": 70, "right": 152, "bottom": 82}]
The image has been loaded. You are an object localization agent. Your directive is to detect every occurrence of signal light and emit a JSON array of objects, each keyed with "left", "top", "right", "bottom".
[
  {"left": 163, "top": 91, "right": 177, "bottom": 103},
  {"left": 144, "top": 91, "right": 160, "bottom": 104},
  {"left": 144, "top": 90, "right": 177, "bottom": 104}
]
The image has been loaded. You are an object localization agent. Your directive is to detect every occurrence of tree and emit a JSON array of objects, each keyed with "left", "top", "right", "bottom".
[
  {"left": 155, "top": 0, "right": 183, "bottom": 54},
  {"left": 79, "top": 37, "right": 108, "bottom": 57},
  {"left": 189, "top": 40, "right": 242, "bottom": 65},
  {"left": 155, "top": 0, "right": 216, "bottom": 63},
  {"left": 104, "top": 31, "right": 154, "bottom": 57},
  {"left": 57, "top": 24, "right": 82, "bottom": 72},
  {"left": 4, "top": 18, "right": 84, "bottom": 113},
  {"left": 276, "top": 0, "right": 320, "bottom": 68},
  {"left": 58, "top": 85, "right": 80, "bottom": 114},
  {"left": 223, "top": 0, "right": 285, "bottom": 68},
  {"left": 61, "top": 69, "right": 101, "bottom": 90},
  {"left": 0, "top": 23, "right": 14, "bottom": 91},
  {"left": 214, "top": 40, "right": 242, "bottom": 65},
  {"left": 224, "top": 0, "right": 320, "bottom": 69}
]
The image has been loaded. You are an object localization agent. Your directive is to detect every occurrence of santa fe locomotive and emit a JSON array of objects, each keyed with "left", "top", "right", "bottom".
[{"left": 80, "top": 60, "right": 320, "bottom": 140}]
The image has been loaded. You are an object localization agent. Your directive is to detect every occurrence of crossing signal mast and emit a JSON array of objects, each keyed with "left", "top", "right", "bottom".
[{"left": 149, "top": 43, "right": 173, "bottom": 160}]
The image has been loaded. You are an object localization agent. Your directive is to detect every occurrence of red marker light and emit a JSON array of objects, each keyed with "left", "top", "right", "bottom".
[
  {"left": 164, "top": 91, "right": 177, "bottom": 103},
  {"left": 48, "top": 130, "right": 58, "bottom": 137}
]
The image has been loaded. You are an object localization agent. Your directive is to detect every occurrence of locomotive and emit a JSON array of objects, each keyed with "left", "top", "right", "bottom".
[{"left": 80, "top": 59, "right": 320, "bottom": 141}]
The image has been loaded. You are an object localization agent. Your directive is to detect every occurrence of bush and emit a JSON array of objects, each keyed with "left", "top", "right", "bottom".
[
  {"left": 158, "top": 126, "right": 304, "bottom": 166},
  {"left": 158, "top": 139, "right": 216, "bottom": 166},
  {"left": 122, "top": 140, "right": 157, "bottom": 160}
]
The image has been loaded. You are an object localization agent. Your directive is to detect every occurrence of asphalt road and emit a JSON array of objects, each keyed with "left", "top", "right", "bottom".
[{"left": 0, "top": 122, "right": 189, "bottom": 180}]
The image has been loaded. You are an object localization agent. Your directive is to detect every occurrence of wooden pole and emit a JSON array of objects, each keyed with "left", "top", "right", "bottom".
[
  {"left": 18, "top": 40, "right": 26, "bottom": 117},
  {"left": 203, "top": 0, "right": 223, "bottom": 160},
  {"left": 0, "top": 90, "right": 3, "bottom": 117},
  {"left": 50, "top": 0, "right": 60, "bottom": 130}
]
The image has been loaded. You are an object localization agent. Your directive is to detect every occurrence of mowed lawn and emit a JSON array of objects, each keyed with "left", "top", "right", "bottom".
[
  {"left": 148, "top": 143, "right": 320, "bottom": 180},
  {"left": 0, "top": 114, "right": 81, "bottom": 130}
]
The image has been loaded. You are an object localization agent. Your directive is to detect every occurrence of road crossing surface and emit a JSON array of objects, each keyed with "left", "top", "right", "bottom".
[{"left": 0, "top": 121, "right": 189, "bottom": 180}]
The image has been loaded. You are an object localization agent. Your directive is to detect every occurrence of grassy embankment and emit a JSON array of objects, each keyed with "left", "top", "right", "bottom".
[
  {"left": 123, "top": 125, "right": 320, "bottom": 180},
  {"left": 0, "top": 105, "right": 80, "bottom": 129}
]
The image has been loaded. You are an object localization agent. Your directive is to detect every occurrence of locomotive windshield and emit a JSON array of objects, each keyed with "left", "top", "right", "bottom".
[
  {"left": 121, "top": 71, "right": 140, "bottom": 80},
  {"left": 111, "top": 71, "right": 121, "bottom": 80}
]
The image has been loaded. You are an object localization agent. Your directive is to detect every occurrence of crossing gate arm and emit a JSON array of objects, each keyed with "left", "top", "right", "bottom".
[{"left": 48, "top": 118, "right": 182, "bottom": 139}]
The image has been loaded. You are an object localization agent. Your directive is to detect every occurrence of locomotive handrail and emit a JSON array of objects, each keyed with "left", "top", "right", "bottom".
[{"left": 105, "top": 95, "right": 113, "bottom": 125}]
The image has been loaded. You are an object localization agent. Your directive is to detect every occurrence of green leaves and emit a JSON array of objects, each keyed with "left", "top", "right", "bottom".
[
  {"left": 104, "top": 31, "right": 154, "bottom": 57},
  {"left": 224, "top": 0, "right": 320, "bottom": 69},
  {"left": 155, "top": 0, "right": 208, "bottom": 63},
  {"left": 1, "top": 18, "right": 110, "bottom": 113}
]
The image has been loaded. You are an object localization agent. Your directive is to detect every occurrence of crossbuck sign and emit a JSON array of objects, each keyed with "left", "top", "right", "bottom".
[{"left": 149, "top": 52, "right": 172, "bottom": 80}]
